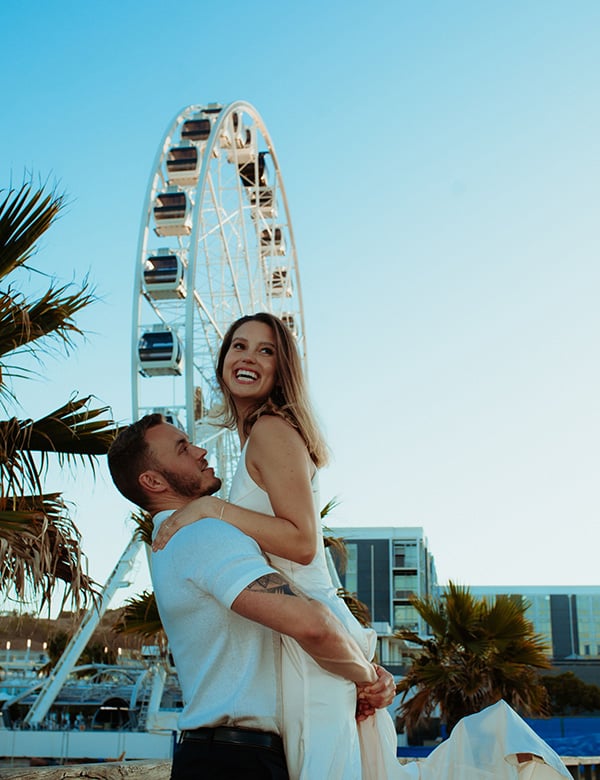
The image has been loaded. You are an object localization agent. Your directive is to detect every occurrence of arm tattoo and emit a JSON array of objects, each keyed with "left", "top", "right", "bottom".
[{"left": 247, "top": 573, "right": 301, "bottom": 597}]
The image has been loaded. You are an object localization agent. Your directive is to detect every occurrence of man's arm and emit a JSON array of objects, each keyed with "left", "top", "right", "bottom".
[{"left": 231, "top": 572, "right": 377, "bottom": 686}]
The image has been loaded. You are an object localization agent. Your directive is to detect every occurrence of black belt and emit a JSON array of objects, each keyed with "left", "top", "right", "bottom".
[{"left": 181, "top": 726, "right": 283, "bottom": 752}]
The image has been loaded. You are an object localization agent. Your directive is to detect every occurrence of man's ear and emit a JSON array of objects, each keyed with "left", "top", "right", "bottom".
[{"left": 139, "top": 470, "right": 168, "bottom": 495}]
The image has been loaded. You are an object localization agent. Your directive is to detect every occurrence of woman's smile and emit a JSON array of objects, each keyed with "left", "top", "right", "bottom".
[{"left": 223, "top": 320, "right": 277, "bottom": 404}]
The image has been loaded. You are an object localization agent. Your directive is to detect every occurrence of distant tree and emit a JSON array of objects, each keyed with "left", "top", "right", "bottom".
[
  {"left": 542, "top": 672, "right": 600, "bottom": 715},
  {"left": 45, "top": 630, "right": 69, "bottom": 667},
  {"left": 0, "top": 182, "right": 118, "bottom": 612},
  {"left": 45, "top": 630, "right": 116, "bottom": 670},
  {"left": 396, "top": 582, "right": 551, "bottom": 734},
  {"left": 113, "top": 589, "right": 165, "bottom": 647}
]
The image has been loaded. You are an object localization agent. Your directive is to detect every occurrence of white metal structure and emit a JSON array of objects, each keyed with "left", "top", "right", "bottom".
[
  {"left": 132, "top": 101, "right": 306, "bottom": 493},
  {"left": 22, "top": 536, "right": 143, "bottom": 727}
]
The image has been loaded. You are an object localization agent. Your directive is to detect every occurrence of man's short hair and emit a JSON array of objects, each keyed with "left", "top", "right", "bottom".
[{"left": 107, "top": 413, "right": 164, "bottom": 509}]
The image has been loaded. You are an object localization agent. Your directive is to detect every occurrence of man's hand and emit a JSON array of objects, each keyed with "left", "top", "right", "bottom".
[{"left": 355, "top": 664, "right": 396, "bottom": 722}]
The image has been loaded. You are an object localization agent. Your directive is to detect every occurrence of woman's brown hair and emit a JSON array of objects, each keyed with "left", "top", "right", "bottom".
[{"left": 216, "top": 313, "right": 329, "bottom": 467}]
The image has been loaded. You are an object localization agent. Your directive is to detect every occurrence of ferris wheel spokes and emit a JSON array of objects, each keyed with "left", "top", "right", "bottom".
[{"left": 132, "top": 101, "right": 306, "bottom": 494}]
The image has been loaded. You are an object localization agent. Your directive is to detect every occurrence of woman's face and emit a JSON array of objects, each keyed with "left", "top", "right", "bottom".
[{"left": 222, "top": 320, "right": 278, "bottom": 407}]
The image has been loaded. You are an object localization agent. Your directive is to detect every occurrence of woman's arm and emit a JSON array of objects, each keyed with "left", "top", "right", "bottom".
[
  {"left": 229, "top": 414, "right": 319, "bottom": 563},
  {"left": 153, "top": 416, "right": 319, "bottom": 564}
]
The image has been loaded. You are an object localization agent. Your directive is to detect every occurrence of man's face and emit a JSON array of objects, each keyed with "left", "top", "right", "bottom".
[{"left": 145, "top": 422, "right": 221, "bottom": 498}]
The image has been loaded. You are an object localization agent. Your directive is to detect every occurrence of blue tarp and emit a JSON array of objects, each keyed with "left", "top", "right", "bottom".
[
  {"left": 526, "top": 717, "right": 600, "bottom": 756},
  {"left": 397, "top": 717, "right": 600, "bottom": 759}
]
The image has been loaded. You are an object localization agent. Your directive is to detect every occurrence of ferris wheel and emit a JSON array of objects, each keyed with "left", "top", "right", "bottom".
[{"left": 131, "top": 101, "right": 306, "bottom": 495}]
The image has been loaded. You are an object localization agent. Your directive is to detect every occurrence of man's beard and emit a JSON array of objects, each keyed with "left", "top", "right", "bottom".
[{"left": 158, "top": 467, "right": 221, "bottom": 498}]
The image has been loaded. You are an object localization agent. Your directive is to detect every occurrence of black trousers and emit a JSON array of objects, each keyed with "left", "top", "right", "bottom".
[{"left": 171, "top": 737, "right": 289, "bottom": 779}]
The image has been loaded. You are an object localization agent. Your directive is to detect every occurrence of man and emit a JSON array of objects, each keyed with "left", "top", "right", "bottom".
[{"left": 108, "top": 414, "right": 395, "bottom": 779}]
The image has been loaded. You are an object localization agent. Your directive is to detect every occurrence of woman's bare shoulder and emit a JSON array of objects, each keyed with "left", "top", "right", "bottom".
[{"left": 251, "top": 414, "right": 303, "bottom": 447}]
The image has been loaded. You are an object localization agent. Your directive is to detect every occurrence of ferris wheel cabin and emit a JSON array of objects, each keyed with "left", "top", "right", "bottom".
[
  {"left": 165, "top": 145, "right": 201, "bottom": 187},
  {"left": 281, "top": 313, "right": 297, "bottom": 336},
  {"left": 143, "top": 251, "right": 186, "bottom": 300},
  {"left": 238, "top": 151, "right": 268, "bottom": 188},
  {"left": 153, "top": 188, "right": 192, "bottom": 236},
  {"left": 260, "top": 226, "right": 286, "bottom": 256},
  {"left": 137, "top": 328, "right": 183, "bottom": 377},
  {"left": 249, "top": 187, "right": 277, "bottom": 218},
  {"left": 181, "top": 117, "right": 212, "bottom": 141},
  {"left": 268, "top": 267, "right": 293, "bottom": 298},
  {"left": 152, "top": 407, "right": 185, "bottom": 429},
  {"left": 222, "top": 112, "right": 255, "bottom": 164},
  {"left": 165, "top": 115, "right": 216, "bottom": 188}
]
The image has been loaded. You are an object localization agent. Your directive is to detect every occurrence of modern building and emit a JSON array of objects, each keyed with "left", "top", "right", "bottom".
[
  {"left": 328, "top": 528, "right": 600, "bottom": 683},
  {"left": 327, "top": 526, "right": 438, "bottom": 675},
  {"left": 469, "top": 585, "right": 600, "bottom": 685}
]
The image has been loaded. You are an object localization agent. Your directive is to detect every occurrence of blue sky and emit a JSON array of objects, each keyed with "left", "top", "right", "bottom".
[{"left": 1, "top": 1, "right": 598, "bottom": 605}]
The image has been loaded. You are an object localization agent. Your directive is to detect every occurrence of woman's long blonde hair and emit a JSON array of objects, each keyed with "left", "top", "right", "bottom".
[{"left": 216, "top": 313, "right": 329, "bottom": 468}]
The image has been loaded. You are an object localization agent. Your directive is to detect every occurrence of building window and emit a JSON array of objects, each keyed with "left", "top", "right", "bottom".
[
  {"left": 393, "top": 573, "right": 417, "bottom": 599},
  {"left": 393, "top": 541, "right": 417, "bottom": 569},
  {"left": 394, "top": 604, "right": 419, "bottom": 631},
  {"left": 345, "top": 543, "right": 358, "bottom": 595}
]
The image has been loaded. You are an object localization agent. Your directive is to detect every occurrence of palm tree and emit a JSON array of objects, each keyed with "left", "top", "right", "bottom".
[
  {"left": 0, "top": 182, "right": 118, "bottom": 612},
  {"left": 396, "top": 582, "right": 551, "bottom": 735}
]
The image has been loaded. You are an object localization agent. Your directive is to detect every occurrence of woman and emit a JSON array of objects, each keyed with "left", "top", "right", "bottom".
[
  {"left": 153, "top": 313, "right": 570, "bottom": 780},
  {"left": 154, "top": 312, "right": 403, "bottom": 779}
]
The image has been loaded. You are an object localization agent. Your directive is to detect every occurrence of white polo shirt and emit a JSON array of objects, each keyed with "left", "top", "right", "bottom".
[{"left": 151, "top": 513, "right": 281, "bottom": 733}]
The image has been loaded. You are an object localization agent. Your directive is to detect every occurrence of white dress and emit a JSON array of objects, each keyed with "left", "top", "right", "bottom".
[{"left": 229, "top": 441, "right": 571, "bottom": 780}]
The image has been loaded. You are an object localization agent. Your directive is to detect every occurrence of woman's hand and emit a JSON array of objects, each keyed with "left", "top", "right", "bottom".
[
  {"left": 355, "top": 664, "right": 397, "bottom": 721},
  {"left": 152, "top": 496, "right": 222, "bottom": 551}
]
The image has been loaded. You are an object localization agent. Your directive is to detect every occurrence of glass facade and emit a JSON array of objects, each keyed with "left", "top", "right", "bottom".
[
  {"left": 328, "top": 529, "right": 600, "bottom": 676},
  {"left": 344, "top": 543, "right": 358, "bottom": 596},
  {"left": 393, "top": 541, "right": 418, "bottom": 569},
  {"left": 394, "top": 573, "right": 418, "bottom": 599},
  {"left": 393, "top": 603, "right": 420, "bottom": 631},
  {"left": 329, "top": 527, "right": 437, "bottom": 638},
  {"left": 470, "top": 587, "right": 600, "bottom": 661}
]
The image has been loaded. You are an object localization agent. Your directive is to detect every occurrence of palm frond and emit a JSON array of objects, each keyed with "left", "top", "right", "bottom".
[
  {"left": 113, "top": 590, "right": 165, "bottom": 642},
  {"left": 0, "top": 281, "right": 95, "bottom": 361},
  {"left": 0, "top": 184, "right": 63, "bottom": 280},
  {"left": 130, "top": 510, "right": 154, "bottom": 546},
  {"left": 336, "top": 587, "right": 372, "bottom": 628},
  {"left": 0, "top": 493, "right": 98, "bottom": 611},
  {"left": 323, "top": 533, "right": 348, "bottom": 572},
  {"left": 23, "top": 396, "right": 118, "bottom": 455},
  {"left": 320, "top": 496, "right": 340, "bottom": 520},
  {"left": 0, "top": 398, "right": 118, "bottom": 497},
  {"left": 320, "top": 496, "right": 349, "bottom": 571}
]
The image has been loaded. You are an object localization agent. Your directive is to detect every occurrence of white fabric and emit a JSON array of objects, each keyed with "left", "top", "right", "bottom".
[
  {"left": 418, "top": 700, "right": 572, "bottom": 780},
  {"left": 229, "top": 441, "right": 572, "bottom": 780},
  {"left": 150, "top": 513, "right": 281, "bottom": 733},
  {"left": 230, "top": 443, "right": 404, "bottom": 779}
]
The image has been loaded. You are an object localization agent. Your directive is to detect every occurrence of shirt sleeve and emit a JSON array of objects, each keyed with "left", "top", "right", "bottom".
[{"left": 172, "top": 518, "right": 277, "bottom": 609}]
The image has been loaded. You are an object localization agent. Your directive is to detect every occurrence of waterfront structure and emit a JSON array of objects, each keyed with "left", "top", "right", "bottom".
[{"left": 327, "top": 526, "right": 438, "bottom": 674}]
